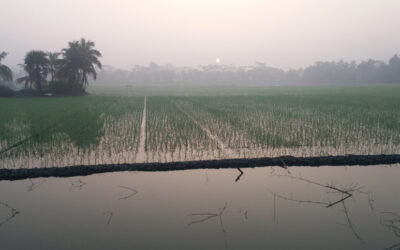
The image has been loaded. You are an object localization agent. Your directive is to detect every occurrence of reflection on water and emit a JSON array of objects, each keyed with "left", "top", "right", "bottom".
[
  {"left": 0, "top": 97, "right": 143, "bottom": 169},
  {"left": 187, "top": 202, "right": 229, "bottom": 249},
  {"left": 117, "top": 186, "right": 138, "bottom": 200},
  {"left": 26, "top": 179, "right": 47, "bottom": 192},
  {"left": 0, "top": 202, "right": 19, "bottom": 228},
  {"left": 69, "top": 179, "right": 86, "bottom": 191},
  {"left": 381, "top": 212, "right": 400, "bottom": 249},
  {"left": 0, "top": 165, "right": 399, "bottom": 249},
  {"left": 267, "top": 173, "right": 369, "bottom": 243}
]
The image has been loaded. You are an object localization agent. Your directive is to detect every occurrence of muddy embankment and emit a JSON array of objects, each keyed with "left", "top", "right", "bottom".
[{"left": 1, "top": 154, "right": 400, "bottom": 181}]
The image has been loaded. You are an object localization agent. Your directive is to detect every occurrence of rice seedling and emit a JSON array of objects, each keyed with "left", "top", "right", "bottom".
[{"left": 1, "top": 85, "right": 400, "bottom": 169}]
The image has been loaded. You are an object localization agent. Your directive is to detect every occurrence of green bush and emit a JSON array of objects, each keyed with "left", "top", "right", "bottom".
[
  {"left": 0, "top": 85, "right": 15, "bottom": 97},
  {"left": 48, "top": 81, "right": 87, "bottom": 96},
  {"left": 48, "top": 81, "right": 70, "bottom": 95}
]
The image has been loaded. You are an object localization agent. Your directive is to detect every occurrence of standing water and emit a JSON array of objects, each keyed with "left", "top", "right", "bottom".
[{"left": 0, "top": 165, "right": 399, "bottom": 249}]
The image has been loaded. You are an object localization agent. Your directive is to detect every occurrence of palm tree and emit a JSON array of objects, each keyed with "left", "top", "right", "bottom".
[
  {"left": 17, "top": 51, "right": 49, "bottom": 92},
  {"left": 58, "top": 38, "right": 102, "bottom": 93},
  {"left": 47, "top": 52, "right": 60, "bottom": 82},
  {"left": 0, "top": 52, "right": 13, "bottom": 83}
]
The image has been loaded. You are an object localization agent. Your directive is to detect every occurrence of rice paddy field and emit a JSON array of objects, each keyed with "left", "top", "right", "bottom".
[
  {"left": 1, "top": 84, "right": 400, "bottom": 169},
  {"left": 2, "top": 85, "right": 400, "bottom": 250}
]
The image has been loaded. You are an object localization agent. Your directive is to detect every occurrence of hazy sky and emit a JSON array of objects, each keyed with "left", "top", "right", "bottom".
[{"left": 1, "top": 0, "right": 400, "bottom": 70}]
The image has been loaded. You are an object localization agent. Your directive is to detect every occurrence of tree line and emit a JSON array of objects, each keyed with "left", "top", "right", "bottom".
[
  {"left": 2, "top": 46, "right": 400, "bottom": 92},
  {"left": 0, "top": 38, "right": 102, "bottom": 96},
  {"left": 95, "top": 55, "right": 400, "bottom": 86}
]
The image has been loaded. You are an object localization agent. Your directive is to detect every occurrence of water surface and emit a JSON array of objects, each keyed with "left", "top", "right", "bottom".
[{"left": 0, "top": 165, "right": 399, "bottom": 249}]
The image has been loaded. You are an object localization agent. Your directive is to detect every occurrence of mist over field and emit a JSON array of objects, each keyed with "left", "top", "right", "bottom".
[{"left": 93, "top": 55, "right": 400, "bottom": 85}]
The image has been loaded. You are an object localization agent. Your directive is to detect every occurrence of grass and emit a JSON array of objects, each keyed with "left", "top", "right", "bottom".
[{"left": 1, "top": 84, "right": 399, "bottom": 168}]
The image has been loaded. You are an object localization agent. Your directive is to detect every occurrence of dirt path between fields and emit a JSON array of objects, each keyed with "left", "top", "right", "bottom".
[{"left": 136, "top": 96, "right": 147, "bottom": 162}]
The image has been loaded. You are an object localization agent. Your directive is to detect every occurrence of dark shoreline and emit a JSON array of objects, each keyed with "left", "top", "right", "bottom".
[{"left": 1, "top": 154, "right": 399, "bottom": 181}]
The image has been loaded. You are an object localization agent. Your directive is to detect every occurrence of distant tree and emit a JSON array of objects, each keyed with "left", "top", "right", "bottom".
[
  {"left": 356, "top": 59, "right": 384, "bottom": 83},
  {"left": 47, "top": 52, "right": 60, "bottom": 82},
  {"left": 86, "top": 53, "right": 400, "bottom": 86},
  {"left": 17, "top": 51, "right": 49, "bottom": 92},
  {"left": 387, "top": 54, "right": 400, "bottom": 83},
  {"left": 58, "top": 38, "right": 102, "bottom": 93},
  {"left": 0, "top": 52, "right": 13, "bottom": 83}
]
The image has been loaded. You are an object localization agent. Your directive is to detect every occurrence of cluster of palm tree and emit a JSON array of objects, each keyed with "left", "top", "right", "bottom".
[{"left": 17, "top": 38, "right": 102, "bottom": 95}]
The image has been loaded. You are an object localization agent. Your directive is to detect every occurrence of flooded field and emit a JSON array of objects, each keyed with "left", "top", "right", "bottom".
[
  {"left": 1, "top": 165, "right": 400, "bottom": 249},
  {"left": 1, "top": 85, "right": 400, "bottom": 169},
  {"left": 1, "top": 86, "right": 399, "bottom": 249}
]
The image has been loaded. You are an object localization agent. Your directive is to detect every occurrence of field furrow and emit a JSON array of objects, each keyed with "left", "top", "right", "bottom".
[{"left": 145, "top": 97, "right": 220, "bottom": 162}]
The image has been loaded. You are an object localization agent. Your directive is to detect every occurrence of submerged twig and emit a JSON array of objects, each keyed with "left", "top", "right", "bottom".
[
  {"left": 69, "top": 179, "right": 86, "bottom": 190},
  {"left": 381, "top": 213, "right": 400, "bottom": 250},
  {"left": 235, "top": 168, "right": 244, "bottom": 182},
  {"left": 188, "top": 202, "right": 229, "bottom": 249},
  {"left": 26, "top": 179, "right": 46, "bottom": 192},
  {"left": 268, "top": 174, "right": 367, "bottom": 243},
  {"left": 279, "top": 157, "right": 291, "bottom": 174},
  {"left": 326, "top": 194, "right": 352, "bottom": 208},
  {"left": 187, "top": 213, "right": 218, "bottom": 225},
  {"left": 239, "top": 208, "right": 248, "bottom": 220},
  {"left": 381, "top": 212, "right": 400, "bottom": 238},
  {"left": 218, "top": 203, "right": 228, "bottom": 249},
  {"left": 268, "top": 189, "right": 330, "bottom": 206},
  {"left": 103, "top": 210, "right": 114, "bottom": 226},
  {"left": 340, "top": 201, "right": 364, "bottom": 243},
  {"left": 117, "top": 185, "right": 138, "bottom": 200},
  {"left": 272, "top": 174, "right": 353, "bottom": 196},
  {"left": 269, "top": 174, "right": 355, "bottom": 208},
  {"left": 0, "top": 202, "right": 20, "bottom": 227},
  {"left": 383, "top": 242, "right": 400, "bottom": 250}
]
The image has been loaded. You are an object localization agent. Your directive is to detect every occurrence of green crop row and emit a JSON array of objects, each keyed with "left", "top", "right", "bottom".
[
  {"left": 175, "top": 94, "right": 400, "bottom": 157},
  {"left": 145, "top": 97, "right": 219, "bottom": 162},
  {"left": 1, "top": 85, "right": 399, "bottom": 168}
]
